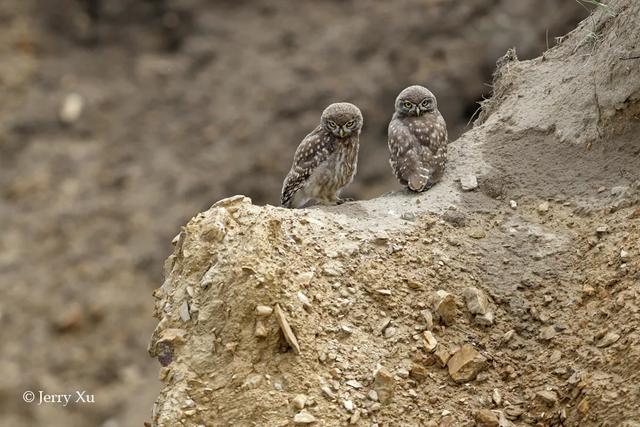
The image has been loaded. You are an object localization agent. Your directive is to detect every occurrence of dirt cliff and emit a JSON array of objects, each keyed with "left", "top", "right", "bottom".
[{"left": 149, "top": 2, "right": 640, "bottom": 426}]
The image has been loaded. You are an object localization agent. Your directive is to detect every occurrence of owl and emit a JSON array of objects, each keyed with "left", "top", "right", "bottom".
[
  {"left": 281, "top": 102, "right": 363, "bottom": 208},
  {"left": 388, "top": 85, "right": 448, "bottom": 192}
]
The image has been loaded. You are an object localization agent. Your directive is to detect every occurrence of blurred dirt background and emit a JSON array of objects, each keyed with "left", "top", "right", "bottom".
[{"left": 0, "top": 1, "right": 592, "bottom": 426}]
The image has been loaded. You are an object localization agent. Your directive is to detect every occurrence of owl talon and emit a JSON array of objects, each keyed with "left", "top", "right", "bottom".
[{"left": 336, "top": 197, "right": 354, "bottom": 205}]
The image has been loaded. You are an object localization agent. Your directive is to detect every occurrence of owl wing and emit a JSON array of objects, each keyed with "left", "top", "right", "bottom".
[{"left": 281, "top": 127, "right": 335, "bottom": 207}]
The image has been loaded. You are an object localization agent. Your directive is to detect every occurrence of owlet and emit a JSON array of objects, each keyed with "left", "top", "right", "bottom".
[
  {"left": 388, "top": 85, "right": 448, "bottom": 192},
  {"left": 281, "top": 102, "right": 363, "bottom": 208}
]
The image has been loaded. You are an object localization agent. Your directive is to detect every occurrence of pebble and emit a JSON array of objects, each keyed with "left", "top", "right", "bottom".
[
  {"left": 509, "top": 200, "right": 517, "bottom": 209},
  {"left": 59, "top": 93, "right": 85, "bottom": 124},
  {"left": 409, "top": 363, "right": 428, "bottom": 381},
  {"left": 596, "top": 225, "right": 608, "bottom": 236},
  {"left": 321, "top": 385, "right": 336, "bottom": 400},
  {"left": 476, "top": 311, "right": 495, "bottom": 326},
  {"left": 349, "top": 410, "right": 361, "bottom": 425},
  {"left": 502, "top": 329, "right": 515, "bottom": 343},
  {"left": 539, "top": 326, "right": 557, "bottom": 341},
  {"left": 292, "top": 394, "right": 307, "bottom": 410},
  {"left": 492, "top": 389, "right": 502, "bottom": 406},
  {"left": 463, "top": 287, "right": 489, "bottom": 315},
  {"left": 373, "top": 366, "right": 395, "bottom": 404},
  {"left": 293, "top": 410, "right": 317, "bottom": 424},
  {"left": 423, "top": 331, "right": 438, "bottom": 352},
  {"left": 432, "top": 290, "right": 457, "bottom": 325},
  {"left": 396, "top": 368, "right": 410, "bottom": 379},
  {"left": 475, "top": 409, "right": 499, "bottom": 427},
  {"left": 447, "top": 344, "right": 487, "bottom": 383},
  {"left": 620, "top": 249, "right": 629, "bottom": 261},
  {"left": 179, "top": 302, "right": 191, "bottom": 322},
  {"left": 376, "top": 289, "right": 392, "bottom": 296},
  {"left": 434, "top": 347, "right": 451, "bottom": 367},
  {"left": 537, "top": 201, "right": 550, "bottom": 213},
  {"left": 343, "top": 399, "right": 354, "bottom": 412},
  {"left": 596, "top": 331, "right": 620, "bottom": 348},
  {"left": 535, "top": 390, "right": 558, "bottom": 406},
  {"left": 468, "top": 228, "right": 487, "bottom": 239},
  {"left": 460, "top": 175, "right": 478, "bottom": 191},
  {"left": 256, "top": 305, "right": 273, "bottom": 316},
  {"left": 346, "top": 380, "right": 363, "bottom": 389},
  {"left": 384, "top": 327, "right": 397, "bottom": 338},
  {"left": 297, "top": 292, "right": 312, "bottom": 309},
  {"left": 254, "top": 319, "right": 268, "bottom": 338},
  {"left": 421, "top": 309, "right": 434, "bottom": 330},
  {"left": 368, "top": 390, "right": 378, "bottom": 401}
]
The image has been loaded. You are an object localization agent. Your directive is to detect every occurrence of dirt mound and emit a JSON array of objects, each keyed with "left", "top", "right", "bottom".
[{"left": 149, "top": 2, "right": 640, "bottom": 426}]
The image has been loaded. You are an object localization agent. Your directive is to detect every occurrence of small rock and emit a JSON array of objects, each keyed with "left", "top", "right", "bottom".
[
  {"left": 492, "top": 389, "right": 502, "bottom": 406},
  {"left": 502, "top": 330, "right": 515, "bottom": 343},
  {"left": 373, "top": 366, "right": 395, "bottom": 404},
  {"left": 447, "top": 344, "right": 487, "bottom": 383},
  {"left": 346, "top": 379, "right": 363, "bottom": 389},
  {"left": 475, "top": 409, "right": 499, "bottom": 427},
  {"left": 421, "top": 309, "right": 434, "bottom": 330},
  {"left": 434, "top": 347, "right": 451, "bottom": 367},
  {"left": 368, "top": 390, "right": 379, "bottom": 401},
  {"left": 432, "top": 290, "right": 457, "bottom": 325},
  {"left": 384, "top": 327, "right": 397, "bottom": 338},
  {"left": 396, "top": 368, "right": 410, "bottom": 379},
  {"left": 376, "top": 289, "right": 392, "bottom": 296},
  {"left": 293, "top": 410, "right": 317, "bottom": 424},
  {"left": 475, "top": 311, "right": 495, "bottom": 326},
  {"left": 321, "top": 385, "right": 336, "bottom": 400},
  {"left": 464, "top": 287, "right": 489, "bottom": 315},
  {"left": 292, "top": 394, "right": 307, "bottom": 410},
  {"left": 377, "top": 317, "right": 391, "bottom": 335},
  {"left": 596, "top": 331, "right": 620, "bottom": 348},
  {"left": 254, "top": 319, "right": 268, "bottom": 338},
  {"left": 59, "top": 93, "right": 85, "bottom": 124},
  {"left": 179, "top": 301, "right": 191, "bottom": 322},
  {"left": 256, "top": 305, "right": 273, "bottom": 316},
  {"left": 620, "top": 249, "right": 629, "bottom": 261},
  {"left": 468, "top": 228, "right": 487, "bottom": 239},
  {"left": 596, "top": 225, "right": 608, "bottom": 236},
  {"left": 460, "top": 175, "right": 478, "bottom": 191},
  {"left": 349, "top": 410, "right": 361, "bottom": 425},
  {"left": 535, "top": 390, "right": 558, "bottom": 406},
  {"left": 509, "top": 200, "right": 517, "bottom": 209},
  {"left": 597, "top": 186, "right": 606, "bottom": 193},
  {"left": 297, "top": 292, "right": 312, "bottom": 309},
  {"left": 539, "top": 326, "right": 557, "bottom": 341},
  {"left": 423, "top": 331, "right": 438, "bottom": 352},
  {"left": 274, "top": 304, "right": 301, "bottom": 354},
  {"left": 343, "top": 399, "right": 354, "bottom": 412},
  {"left": 409, "top": 363, "right": 428, "bottom": 381},
  {"left": 537, "top": 201, "right": 550, "bottom": 213},
  {"left": 577, "top": 397, "right": 589, "bottom": 415}
]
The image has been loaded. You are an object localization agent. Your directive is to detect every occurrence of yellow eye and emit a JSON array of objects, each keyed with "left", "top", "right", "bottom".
[
  {"left": 403, "top": 101, "right": 413, "bottom": 109},
  {"left": 345, "top": 120, "right": 355, "bottom": 128},
  {"left": 327, "top": 121, "right": 337, "bottom": 128}
]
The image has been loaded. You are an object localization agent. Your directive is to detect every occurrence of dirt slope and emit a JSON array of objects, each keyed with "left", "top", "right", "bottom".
[{"left": 149, "top": 2, "right": 640, "bottom": 426}]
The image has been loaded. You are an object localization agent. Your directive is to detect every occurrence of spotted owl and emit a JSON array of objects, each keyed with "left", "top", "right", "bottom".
[
  {"left": 388, "top": 85, "right": 448, "bottom": 192},
  {"left": 281, "top": 102, "right": 363, "bottom": 208}
]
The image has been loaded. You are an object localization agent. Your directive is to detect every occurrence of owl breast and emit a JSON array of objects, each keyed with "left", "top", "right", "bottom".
[{"left": 305, "top": 136, "right": 359, "bottom": 198}]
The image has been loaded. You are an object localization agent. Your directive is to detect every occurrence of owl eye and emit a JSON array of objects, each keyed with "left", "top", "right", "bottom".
[
  {"left": 327, "top": 120, "right": 337, "bottom": 128},
  {"left": 403, "top": 101, "right": 413, "bottom": 109},
  {"left": 345, "top": 120, "right": 355, "bottom": 128},
  {"left": 421, "top": 98, "right": 432, "bottom": 108}
]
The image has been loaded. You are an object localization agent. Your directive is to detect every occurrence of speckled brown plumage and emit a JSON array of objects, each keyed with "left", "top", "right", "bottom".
[
  {"left": 281, "top": 103, "right": 362, "bottom": 208},
  {"left": 388, "top": 85, "right": 448, "bottom": 192}
]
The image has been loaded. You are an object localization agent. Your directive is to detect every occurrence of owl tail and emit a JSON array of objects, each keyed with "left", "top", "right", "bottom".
[{"left": 407, "top": 169, "right": 433, "bottom": 192}]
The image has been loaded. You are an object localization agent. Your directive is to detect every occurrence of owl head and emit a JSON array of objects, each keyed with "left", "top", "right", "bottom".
[
  {"left": 321, "top": 102, "right": 363, "bottom": 138},
  {"left": 394, "top": 85, "right": 438, "bottom": 117}
]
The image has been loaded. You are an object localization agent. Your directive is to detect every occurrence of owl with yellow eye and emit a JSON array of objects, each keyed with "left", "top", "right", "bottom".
[
  {"left": 281, "top": 102, "right": 363, "bottom": 208},
  {"left": 388, "top": 85, "right": 448, "bottom": 192}
]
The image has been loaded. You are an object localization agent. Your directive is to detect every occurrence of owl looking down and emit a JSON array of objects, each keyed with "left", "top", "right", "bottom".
[
  {"left": 388, "top": 85, "right": 448, "bottom": 192},
  {"left": 281, "top": 102, "right": 363, "bottom": 208}
]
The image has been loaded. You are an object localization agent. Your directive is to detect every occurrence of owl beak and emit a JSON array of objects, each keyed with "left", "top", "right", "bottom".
[
  {"left": 339, "top": 128, "right": 346, "bottom": 138},
  {"left": 415, "top": 106, "right": 422, "bottom": 116}
]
